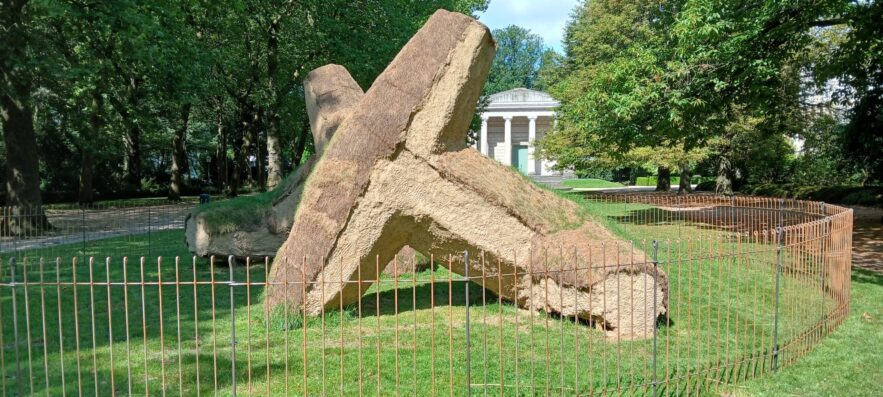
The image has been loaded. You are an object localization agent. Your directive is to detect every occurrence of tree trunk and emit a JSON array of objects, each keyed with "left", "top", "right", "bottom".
[
  {"left": 215, "top": 108, "right": 228, "bottom": 191},
  {"left": 1, "top": 81, "right": 48, "bottom": 232},
  {"left": 254, "top": 116, "right": 266, "bottom": 191},
  {"left": 655, "top": 166, "right": 671, "bottom": 192},
  {"left": 79, "top": 91, "right": 102, "bottom": 205},
  {"left": 716, "top": 155, "right": 734, "bottom": 195},
  {"left": 1, "top": 0, "right": 49, "bottom": 233},
  {"left": 122, "top": 123, "right": 142, "bottom": 191},
  {"left": 677, "top": 166, "right": 693, "bottom": 195},
  {"left": 266, "top": 118, "right": 282, "bottom": 187},
  {"left": 107, "top": 77, "right": 145, "bottom": 192},
  {"left": 265, "top": 19, "right": 284, "bottom": 189},
  {"left": 243, "top": 118, "right": 255, "bottom": 189},
  {"left": 228, "top": 112, "right": 248, "bottom": 197},
  {"left": 168, "top": 103, "right": 191, "bottom": 201}
]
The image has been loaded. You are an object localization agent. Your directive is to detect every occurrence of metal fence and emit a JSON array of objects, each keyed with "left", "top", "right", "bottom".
[
  {"left": 0, "top": 201, "right": 195, "bottom": 259},
  {"left": 0, "top": 194, "right": 853, "bottom": 396}
]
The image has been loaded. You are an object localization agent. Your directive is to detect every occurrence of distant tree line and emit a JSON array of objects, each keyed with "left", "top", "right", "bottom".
[{"left": 0, "top": 0, "right": 489, "bottom": 219}]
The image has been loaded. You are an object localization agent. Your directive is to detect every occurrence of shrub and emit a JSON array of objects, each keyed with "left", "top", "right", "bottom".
[
  {"left": 741, "top": 184, "right": 883, "bottom": 207},
  {"left": 696, "top": 180, "right": 717, "bottom": 192}
]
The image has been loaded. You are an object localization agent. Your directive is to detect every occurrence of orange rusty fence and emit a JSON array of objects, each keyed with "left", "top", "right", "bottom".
[{"left": 0, "top": 194, "right": 852, "bottom": 396}]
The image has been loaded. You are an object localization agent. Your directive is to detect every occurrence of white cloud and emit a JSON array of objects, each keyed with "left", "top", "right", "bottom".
[{"left": 477, "top": 0, "right": 580, "bottom": 52}]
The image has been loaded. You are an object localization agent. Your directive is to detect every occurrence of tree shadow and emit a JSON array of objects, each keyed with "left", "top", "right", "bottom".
[
  {"left": 354, "top": 278, "right": 492, "bottom": 317},
  {"left": 853, "top": 268, "right": 883, "bottom": 287}
]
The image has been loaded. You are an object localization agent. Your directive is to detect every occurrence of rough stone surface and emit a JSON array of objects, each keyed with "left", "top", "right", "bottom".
[
  {"left": 266, "top": 10, "right": 668, "bottom": 340},
  {"left": 184, "top": 65, "right": 364, "bottom": 259}
]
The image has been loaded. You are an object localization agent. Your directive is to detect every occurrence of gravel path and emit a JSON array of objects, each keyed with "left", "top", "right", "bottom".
[
  {"left": 852, "top": 206, "right": 883, "bottom": 274},
  {"left": 0, "top": 204, "right": 193, "bottom": 254}
]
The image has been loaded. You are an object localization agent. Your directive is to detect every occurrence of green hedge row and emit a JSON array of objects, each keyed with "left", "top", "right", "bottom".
[
  {"left": 741, "top": 184, "right": 883, "bottom": 207},
  {"left": 634, "top": 175, "right": 711, "bottom": 186}
]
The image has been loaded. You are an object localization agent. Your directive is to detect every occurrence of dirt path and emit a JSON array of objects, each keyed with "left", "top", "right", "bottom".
[{"left": 852, "top": 206, "right": 883, "bottom": 274}]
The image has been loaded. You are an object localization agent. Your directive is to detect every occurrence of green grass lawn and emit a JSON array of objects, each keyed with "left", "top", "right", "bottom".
[
  {"left": 562, "top": 178, "right": 625, "bottom": 189},
  {"left": 0, "top": 196, "right": 875, "bottom": 396}
]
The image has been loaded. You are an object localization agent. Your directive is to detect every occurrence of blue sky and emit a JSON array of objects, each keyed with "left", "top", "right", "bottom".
[{"left": 477, "top": 0, "right": 581, "bottom": 52}]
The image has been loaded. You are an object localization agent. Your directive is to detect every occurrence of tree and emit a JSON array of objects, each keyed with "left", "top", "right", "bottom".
[
  {"left": 537, "top": 0, "right": 682, "bottom": 179},
  {"left": 541, "top": 0, "right": 877, "bottom": 194},
  {"left": 1, "top": 0, "right": 50, "bottom": 230},
  {"left": 2, "top": 0, "right": 491, "bottom": 205},
  {"left": 535, "top": 49, "right": 566, "bottom": 92},
  {"left": 814, "top": 1, "right": 883, "bottom": 184},
  {"left": 484, "top": 25, "right": 546, "bottom": 94}
]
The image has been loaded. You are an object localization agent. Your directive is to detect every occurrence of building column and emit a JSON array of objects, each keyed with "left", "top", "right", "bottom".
[
  {"left": 503, "top": 115, "right": 512, "bottom": 166},
  {"left": 527, "top": 115, "right": 537, "bottom": 174},
  {"left": 480, "top": 115, "right": 489, "bottom": 156}
]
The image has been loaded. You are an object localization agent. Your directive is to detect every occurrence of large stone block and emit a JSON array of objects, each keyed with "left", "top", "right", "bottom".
[
  {"left": 266, "top": 10, "right": 667, "bottom": 339},
  {"left": 184, "top": 64, "right": 364, "bottom": 258}
]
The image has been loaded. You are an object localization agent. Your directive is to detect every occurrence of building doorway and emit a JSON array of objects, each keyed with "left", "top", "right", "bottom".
[{"left": 513, "top": 145, "right": 529, "bottom": 174}]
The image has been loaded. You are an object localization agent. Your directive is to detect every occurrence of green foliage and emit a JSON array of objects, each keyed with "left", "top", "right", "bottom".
[
  {"left": 2, "top": 0, "right": 491, "bottom": 204},
  {"left": 561, "top": 179, "right": 624, "bottom": 189},
  {"left": 743, "top": 184, "right": 883, "bottom": 207},
  {"left": 540, "top": 0, "right": 882, "bottom": 193},
  {"left": 633, "top": 175, "right": 709, "bottom": 187},
  {"left": 695, "top": 180, "right": 717, "bottom": 192},
  {"left": 190, "top": 169, "right": 300, "bottom": 234},
  {"left": 812, "top": 1, "right": 883, "bottom": 184},
  {"left": 484, "top": 25, "right": 547, "bottom": 94}
]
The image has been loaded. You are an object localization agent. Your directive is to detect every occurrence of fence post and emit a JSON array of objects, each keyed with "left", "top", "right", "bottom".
[
  {"left": 10, "top": 257, "right": 22, "bottom": 395},
  {"left": 778, "top": 198, "right": 785, "bottom": 229},
  {"left": 463, "top": 250, "right": 471, "bottom": 397},
  {"left": 228, "top": 255, "right": 237, "bottom": 396},
  {"left": 147, "top": 206, "right": 152, "bottom": 257},
  {"left": 651, "top": 240, "right": 659, "bottom": 397},
  {"left": 772, "top": 226, "right": 784, "bottom": 371},
  {"left": 81, "top": 206, "right": 87, "bottom": 260}
]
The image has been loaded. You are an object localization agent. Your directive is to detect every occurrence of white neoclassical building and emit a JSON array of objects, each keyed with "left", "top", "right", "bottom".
[{"left": 475, "top": 88, "right": 561, "bottom": 176}]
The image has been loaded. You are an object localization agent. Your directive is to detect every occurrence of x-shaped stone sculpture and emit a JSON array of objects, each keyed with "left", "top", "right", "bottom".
[{"left": 266, "top": 10, "right": 667, "bottom": 339}]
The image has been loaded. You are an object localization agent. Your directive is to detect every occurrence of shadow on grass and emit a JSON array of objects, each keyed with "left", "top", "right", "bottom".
[
  {"left": 852, "top": 268, "right": 883, "bottom": 287},
  {"left": 355, "top": 278, "right": 491, "bottom": 317}
]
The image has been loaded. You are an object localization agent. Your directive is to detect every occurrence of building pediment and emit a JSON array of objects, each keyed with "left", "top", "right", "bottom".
[{"left": 486, "top": 88, "right": 560, "bottom": 111}]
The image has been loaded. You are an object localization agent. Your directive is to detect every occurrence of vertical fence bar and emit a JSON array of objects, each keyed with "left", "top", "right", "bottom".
[
  {"left": 192, "top": 257, "right": 201, "bottom": 396},
  {"left": 463, "top": 250, "right": 471, "bottom": 397},
  {"left": 88, "top": 258, "right": 99, "bottom": 397},
  {"left": 772, "top": 226, "right": 784, "bottom": 371},
  {"left": 122, "top": 257, "right": 132, "bottom": 397},
  {"left": 147, "top": 207, "right": 152, "bottom": 257},
  {"left": 10, "top": 258, "right": 22, "bottom": 396},
  {"left": 39, "top": 258, "right": 50, "bottom": 396},
  {"left": 22, "top": 259, "right": 34, "bottom": 397},
  {"left": 228, "top": 255, "right": 237, "bottom": 396},
  {"left": 81, "top": 207, "right": 86, "bottom": 261},
  {"left": 54, "top": 258, "right": 66, "bottom": 397},
  {"left": 652, "top": 240, "right": 659, "bottom": 397}
]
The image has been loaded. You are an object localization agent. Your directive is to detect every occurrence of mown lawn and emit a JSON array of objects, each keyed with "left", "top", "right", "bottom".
[
  {"left": 562, "top": 178, "right": 625, "bottom": 189},
  {"left": 0, "top": 197, "right": 875, "bottom": 396}
]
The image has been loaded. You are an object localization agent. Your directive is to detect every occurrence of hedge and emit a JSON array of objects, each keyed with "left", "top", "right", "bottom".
[
  {"left": 634, "top": 175, "right": 710, "bottom": 186},
  {"left": 741, "top": 184, "right": 883, "bottom": 207}
]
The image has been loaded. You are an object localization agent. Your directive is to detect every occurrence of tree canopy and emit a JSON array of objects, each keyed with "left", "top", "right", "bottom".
[
  {"left": 0, "top": 0, "right": 489, "bottom": 210},
  {"left": 539, "top": 0, "right": 882, "bottom": 192}
]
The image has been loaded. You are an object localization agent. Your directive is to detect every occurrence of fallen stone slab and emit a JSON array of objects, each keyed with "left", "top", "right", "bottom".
[{"left": 266, "top": 10, "right": 667, "bottom": 340}]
